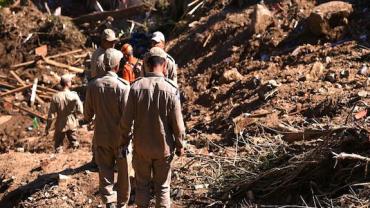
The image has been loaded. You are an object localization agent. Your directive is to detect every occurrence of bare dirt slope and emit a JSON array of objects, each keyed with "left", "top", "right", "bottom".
[{"left": 0, "top": 0, "right": 370, "bottom": 207}]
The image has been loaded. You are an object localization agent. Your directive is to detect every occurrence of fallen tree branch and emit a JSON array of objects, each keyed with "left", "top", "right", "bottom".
[
  {"left": 41, "top": 57, "right": 84, "bottom": 73},
  {"left": 0, "top": 84, "right": 33, "bottom": 97},
  {"left": 2, "top": 100, "right": 47, "bottom": 121},
  {"left": 10, "top": 49, "right": 84, "bottom": 69},
  {"left": 72, "top": 4, "right": 151, "bottom": 24},
  {"left": 332, "top": 152, "right": 370, "bottom": 162},
  {"left": 10, "top": 71, "right": 44, "bottom": 104}
]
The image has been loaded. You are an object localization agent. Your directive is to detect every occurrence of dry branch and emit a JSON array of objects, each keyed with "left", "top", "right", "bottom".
[
  {"left": 10, "top": 49, "right": 83, "bottom": 69},
  {"left": 10, "top": 71, "right": 44, "bottom": 104},
  {"left": 41, "top": 57, "right": 84, "bottom": 73},
  {"left": 72, "top": 4, "right": 150, "bottom": 24},
  {"left": 0, "top": 84, "right": 33, "bottom": 97},
  {"left": 2, "top": 100, "right": 47, "bottom": 121}
]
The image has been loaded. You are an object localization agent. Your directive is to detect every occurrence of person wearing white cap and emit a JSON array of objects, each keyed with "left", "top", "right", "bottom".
[
  {"left": 84, "top": 48, "right": 130, "bottom": 208},
  {"left": 88, "top": 29, "right": 119, "bottom": 81},
  {"left": 143, "top": 31, "right": 178, "bottom": 84},
  {"left": 45, "top": 74, "right": 83, "bottom": 153}
]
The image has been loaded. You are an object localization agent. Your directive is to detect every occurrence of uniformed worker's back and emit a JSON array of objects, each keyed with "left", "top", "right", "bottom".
[
  {"left": 86, "top": 72, "right": 130, "bottom": 147},
  {"left": 128, "top": 72, "right": 180, "bottom": 159},
  {"left": 51, "top": 90, "right": 82, "bottom": 132},
  {"left": 52, "top": 91, "right": 80, "bottom": 114}
]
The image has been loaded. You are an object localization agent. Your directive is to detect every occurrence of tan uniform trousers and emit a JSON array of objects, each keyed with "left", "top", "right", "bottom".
[
  {"left": 54, "top": 130, "right": 78, "bottom": 149},
  {"left": 95, "top": 145, "right": 130, "bottom": 207},
  {"left": 133, "top": 152, "right": 173, "bottom": 208}
]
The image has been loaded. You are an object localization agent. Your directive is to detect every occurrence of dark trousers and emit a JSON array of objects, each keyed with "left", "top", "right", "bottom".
[{"left": 54, "top": 130, "right": 78, "bottom": 149}]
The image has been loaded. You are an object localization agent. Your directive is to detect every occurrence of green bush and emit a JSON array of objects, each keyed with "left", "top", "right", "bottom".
[{"left": 0, "top": 0, "right": 13, "bottom": 7}]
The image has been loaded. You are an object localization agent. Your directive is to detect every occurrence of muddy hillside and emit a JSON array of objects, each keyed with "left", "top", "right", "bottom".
[{"left": 0, "top": 0, "right": 369, "bottom": 207}]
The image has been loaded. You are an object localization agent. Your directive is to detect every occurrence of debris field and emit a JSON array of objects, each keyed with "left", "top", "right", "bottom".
[{"left": 0, "top": 0, "right": 370, "bottom": 207}]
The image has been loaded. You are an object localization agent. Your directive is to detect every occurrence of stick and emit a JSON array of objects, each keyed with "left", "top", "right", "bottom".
[
  {"left": 333, "top": 152, "right": 370, "bottom": 162},
  {"left": 72, "top": 4, "right": 150, "bottom": 24},
  {"left": 10, "top": 49, "right": 84, "bottom": 69},
  {"left": 10, "top": 71, "right": 44, "bottom": 104},
  {"left": 0, "top": 82, "right": 15, "bottom": 89},
  {"left": 30, "top": 78, "right": 38, "bottom": 106},
  {"left": 0, "top": 84, "right": 33, "bottom": 97},
  {"left": 188, "top": 1, "right": 204, "bottom": 15},
  {"left": 42, "top": 57, "right": 84, "bottom": 73},
  {"left": 203, "top": 34, "right": 212, "bottom": 47},
  {"left": 38, "top": 86, "right": 58, "bottom": 93},
  {"left": 2, "top": 100, "right": 47, "bottom": 121}
]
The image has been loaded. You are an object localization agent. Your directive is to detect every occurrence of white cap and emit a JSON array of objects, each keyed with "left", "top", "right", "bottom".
[
  {"left": 61, "top": 73, "right": 75, "bottom": 83},
  {"left": 104, "top": 48, "right": 123, "bottom": 68},
  {"left": 102, "top": 29, "right": 118, "bottom": 42},
  {"left": 151, "top": 31, "right": 165, "bottom": 43}
]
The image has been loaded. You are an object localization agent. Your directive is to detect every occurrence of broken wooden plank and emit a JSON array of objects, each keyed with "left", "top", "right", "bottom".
[
  {"left": 0, "top": 82, "right": 15, "bottom": 89},
  {"left": 38, "top": 86, "right": 58, "bottom": 94},
  {"left": 10, "top": 49, "right": 84, "bottom": 69},
  {"left": 72, "top": 4, "right": 150, "bottom": 24},
  {"left": 42, "top": 57, "right": 84, "bottom": 73},
  {"left": 2, "top": 100, "right": 47, "bottom": 121},
  {"left": 30, "top": 78, "right": 38, "bottom": 106},
  {"left": 0, "top": 84, "right": 33, "bottom": 97},
  {"left": 10, "top": 71, "right": 44, "bottom": 104}
]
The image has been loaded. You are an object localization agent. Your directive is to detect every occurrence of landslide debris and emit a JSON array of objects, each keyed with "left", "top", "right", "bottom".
[
  {"left": 169, "top": 0, "right": 370, "bottom": 206},
  {"left": 0, "top": 4, "right": 86, "bottom": 68}
]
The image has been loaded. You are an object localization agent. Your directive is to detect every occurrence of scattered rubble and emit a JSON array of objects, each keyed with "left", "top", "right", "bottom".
[
  {"left": 251, "top": 4, "right": 273, "bottom": 34},
  {"left": 0, "top": 0, "right": 369, "bottom": 207},
  {"left": 308, "top": 1, "right": 353, "bottom": 40}
]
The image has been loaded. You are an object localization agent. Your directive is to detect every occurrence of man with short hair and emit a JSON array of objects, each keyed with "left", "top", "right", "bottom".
[
  {"left": 88, "top": 29, "right": 119, "bottom": 80},
  {"left": 45, "top": 74, "right": 83, "bottom": 153},
  {"left": 120, "top": 47, "right": 185, "bottom": 208},
  {"left": 143, "top": 31, "right": 178, "bottom": 84},
  {"left": 84, "top": 48, "right": 130, "bottom": 208}
]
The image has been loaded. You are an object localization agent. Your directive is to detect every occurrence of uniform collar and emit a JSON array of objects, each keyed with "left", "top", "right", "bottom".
[
  {"left": 145, "top": 72, "right": 164, "bottom": 78},
  {"left": 106, "top": 71, "right": 118, "bottom": 78}
]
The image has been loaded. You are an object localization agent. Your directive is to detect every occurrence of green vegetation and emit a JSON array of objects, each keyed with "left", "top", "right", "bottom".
[{"left": 0, "top": 0, "right": 12, "bottom": 7}]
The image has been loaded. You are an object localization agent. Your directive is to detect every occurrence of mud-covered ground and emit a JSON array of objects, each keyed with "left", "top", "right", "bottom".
[{"left": 1, "top": 0, "right": 370, "bottom": 207}]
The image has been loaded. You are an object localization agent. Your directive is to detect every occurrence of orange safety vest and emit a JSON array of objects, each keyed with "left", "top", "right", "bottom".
[{"left": 122, "top": 56, "right": 141, "bottom": 83}]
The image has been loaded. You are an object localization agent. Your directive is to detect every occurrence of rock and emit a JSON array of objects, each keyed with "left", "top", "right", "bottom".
[
  {"left": 358, "top": 91, "right": 368, "bottom": 98},
  {"left": 251, "top": 4, "right": 274, "bottom": 34},
  {"left": 221, "top": 68, "right": 244, "bottom": 83},
  {"left": 358, "top": 64, "right": 368, "bottom": 76},
  {"left": 340, "top": 70, "right": 349, "bottom": 78},
  {"left": 58, "top": 174, "right": 70, "bottom": 186},
  {"left": 324, "top": 70, "right": 337, "bottom": 83},
  {"left": 308, "top": 1, "right": 353, "bottom": 40},
  {"left": 306, "top": 62, "right": 325, "bottom": 81},
  {"left": 258, "top": 80, "right": 280, "bottom": 101},
  {"left": 15, "top": 147, "right": 25, "bottom": 152},
  {"left": 0, "top": 115, "right": 12, "bottom": 126}
]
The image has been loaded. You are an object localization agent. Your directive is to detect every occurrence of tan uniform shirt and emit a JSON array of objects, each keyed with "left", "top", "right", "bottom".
[
  {"left": 89, "top": 47, "right": 106, "bottom": 79},
  {"left": 120, "top": 72, "right": 185, "bottom": 159},
  {"left": 84, "top": 71, "right": 130, "bottom": 147},
  {"left": 143, "top": 52, "right": 178, "bottom": 84},
  {"left": 46, "top": 90, "right": 83, "bottom": 133}
]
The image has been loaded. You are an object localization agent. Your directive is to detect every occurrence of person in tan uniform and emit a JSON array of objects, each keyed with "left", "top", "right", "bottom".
[
  {"left": 120, "top": 47, "right": 185, "bottom": 208},
  {"left": 143, "top": 31, "right": 178, "bottom": 84},
  {"left": 88, "top": 29, "right": 119, "bottom": 81},
  {"left": 45, "top": 74, "right": 83, "bottom": 153},
  {"left": 84, "top": 48, "right": 130, "bottom": 208}
]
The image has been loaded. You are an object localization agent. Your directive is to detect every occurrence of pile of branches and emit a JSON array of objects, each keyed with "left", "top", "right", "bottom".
[{"left": 221, "top": 126, "right": 370, "bottom": 206}]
